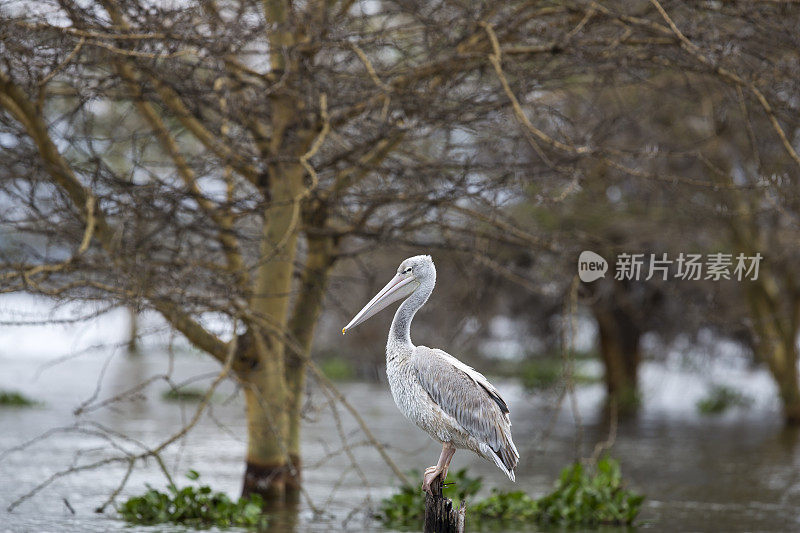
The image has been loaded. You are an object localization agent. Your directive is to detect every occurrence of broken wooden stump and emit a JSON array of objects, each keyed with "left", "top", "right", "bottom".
[{"left": 424, "top": 475, "right": 466, "bottom": 533}]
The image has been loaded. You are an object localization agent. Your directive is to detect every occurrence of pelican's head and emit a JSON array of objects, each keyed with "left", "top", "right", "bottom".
[{"left": 342, "top": 255, "right": 435, "bottom": 334}]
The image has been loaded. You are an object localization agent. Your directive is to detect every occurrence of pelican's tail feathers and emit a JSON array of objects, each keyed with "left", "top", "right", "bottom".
[{"left": 480, "top": 441, "right": 519, "bottom": 482}]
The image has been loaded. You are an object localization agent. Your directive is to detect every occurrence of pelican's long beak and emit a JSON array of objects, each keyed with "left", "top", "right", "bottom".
[{"left": 342, "top": 273, "right": 419, "bottom": 334}]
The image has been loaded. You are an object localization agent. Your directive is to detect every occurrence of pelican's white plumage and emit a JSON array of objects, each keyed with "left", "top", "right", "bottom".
[{"left": 343, "top": 255, "right": 519, "bottom": 491}]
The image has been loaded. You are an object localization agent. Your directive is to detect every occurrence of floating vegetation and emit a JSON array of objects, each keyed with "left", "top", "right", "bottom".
[
  {"left": 377, "top": 457, "right": 643, "bottom": 529},
  {"left": 470, "top": 489, "right": 538, "bottom": 523},
  {"left": 0, "top": 390, "right": 39, "bottom": 407},
  {"left": 377, "top": 468, "right": 481, "bottom": 529},
  {"left": 319, "top": 356, "right": 356, "bottom": 381},
  {"left": 118, "top": 471, "right": 268, "bottom": 528},
  {"left": 520, "top": 357, "right": 599, "bottom": 390},
  {"left": 162, "top": 387, "right": 207, "bottom": 402},
  {"left": 536, "top": 457, "right": 644, "bottom": 527},
  {"left": 696, "top": 384, "right": 753, "bottom": 415}
]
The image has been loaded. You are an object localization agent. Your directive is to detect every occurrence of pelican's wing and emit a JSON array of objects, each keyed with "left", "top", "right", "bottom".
[{"left": 412, "top": 345, "right": 519, "bottom": 480}]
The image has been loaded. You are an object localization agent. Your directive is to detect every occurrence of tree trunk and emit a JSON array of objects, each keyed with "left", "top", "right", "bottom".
[
  {"left": 593, "top": 305, "right": 641, "bottom": 415},
  {"left": 284, "top": 230, "right": 336, "bottom": 499},
  {"left": 242, "top": 163, "right": 304, "bottom": 502},
  {"left": 424, "top": 476, "right": 466, "bottom": 533},
  {"left": 240, "top": 335, "right": 290, "bottom": 504},
  {"left": 745, "top": 278, "right": 800, "bottom": 425},
  {"left": 126, "top": 306, "right": 139, "bottom": 355},
  {"left": 751, "top": 311, "right": 800, "bottom": 424},
  {"left": 774, "top": 341, "right": 800, "bottom": 424}
]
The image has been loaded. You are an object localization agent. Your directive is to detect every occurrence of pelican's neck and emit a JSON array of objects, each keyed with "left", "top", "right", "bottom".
[{"left": 387, "top": 275, "right": 435, "bottom": 357}]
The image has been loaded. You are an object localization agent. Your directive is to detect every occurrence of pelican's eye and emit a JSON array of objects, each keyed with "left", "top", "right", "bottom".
[{"left": 403, "top": 267, "right": 412, "bottom": 274}]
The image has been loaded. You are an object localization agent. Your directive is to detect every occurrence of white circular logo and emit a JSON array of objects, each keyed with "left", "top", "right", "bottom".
[{"left": 578, "top": 251, "right": 608, "bottom": 282}]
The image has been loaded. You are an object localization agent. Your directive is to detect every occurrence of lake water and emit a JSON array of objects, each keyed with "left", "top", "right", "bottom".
[{"left": 1, "top": 339, "right": 800, "bottom": 532}]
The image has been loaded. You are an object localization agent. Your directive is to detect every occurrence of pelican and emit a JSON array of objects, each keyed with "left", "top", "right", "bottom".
[{"left": 342, "top": 255, "right": 518, "bottom": 493}]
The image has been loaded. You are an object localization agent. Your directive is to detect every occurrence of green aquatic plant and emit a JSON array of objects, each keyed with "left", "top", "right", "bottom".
[
  {"left": 319, "top": 356, "right": 356, "bottom": 380},
  {"left": 377, "top": 457, "right": 643, "bottom": 529},
  {"left": 520, "top": 357, "right": 599, "bottom": 390},
  {"left": 162, "top": 387, "right": 207, "bottom": 402},
  {"left": 469, "top": 489, "right": 538, "bottom": 523},
  {"left": 0, "top": 390, "right": 39, "bottom": 406},
  {"left": 118, "top": 471, "right": 267, "bottom": 528},
  {"left": 696, "top": 384, "right": 752, "bottom": 415},
  {"left": 536, "top": 457, "right": 644, "bottom": 527},
  {"left": 377, "top": 468, "right": 482, "bottom": 528}
]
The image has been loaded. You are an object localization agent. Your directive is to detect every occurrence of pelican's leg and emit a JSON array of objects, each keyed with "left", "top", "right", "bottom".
[
  {"left": 440, "top": 442, "right": 456, "bottom": 481},
  {"left": 422, "top": 442, "right": 457, "bottom": 494}
]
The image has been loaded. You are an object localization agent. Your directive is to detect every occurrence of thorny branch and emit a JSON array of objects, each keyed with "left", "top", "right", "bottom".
[
  {"left": 646, "top": 0, "right": 800, "bottom": 170},
  {"left": 5, "top": 325, "right": 240, "bottom": 512},
  {"left": 2, "top": 0, "right": 799, "bottom": 518}
]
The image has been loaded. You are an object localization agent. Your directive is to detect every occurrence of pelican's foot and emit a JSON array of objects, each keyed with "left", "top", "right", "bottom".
[{"left": 422, "top": 465, "right": 443, "bottom": 494}]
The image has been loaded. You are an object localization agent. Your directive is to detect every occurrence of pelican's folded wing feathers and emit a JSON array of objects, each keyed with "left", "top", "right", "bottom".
[{"left": 412, "top": 346, "right": 519, "bottom": 480}]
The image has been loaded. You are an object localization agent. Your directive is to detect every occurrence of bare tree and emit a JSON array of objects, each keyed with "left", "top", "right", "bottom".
[
  {"left": 2, "top": 0, "right": 800, "bottom": 513},
  {"left": 427, "top": 0, "right": 800, "bottom": 419},
  {"left": 0, "top": 0, "right": 554, "bottom": 505}
]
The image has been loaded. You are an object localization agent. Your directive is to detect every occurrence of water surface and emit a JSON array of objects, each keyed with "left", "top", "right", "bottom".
[{"left": 1, "top": 346, "right": 799, "bottom": 532}]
